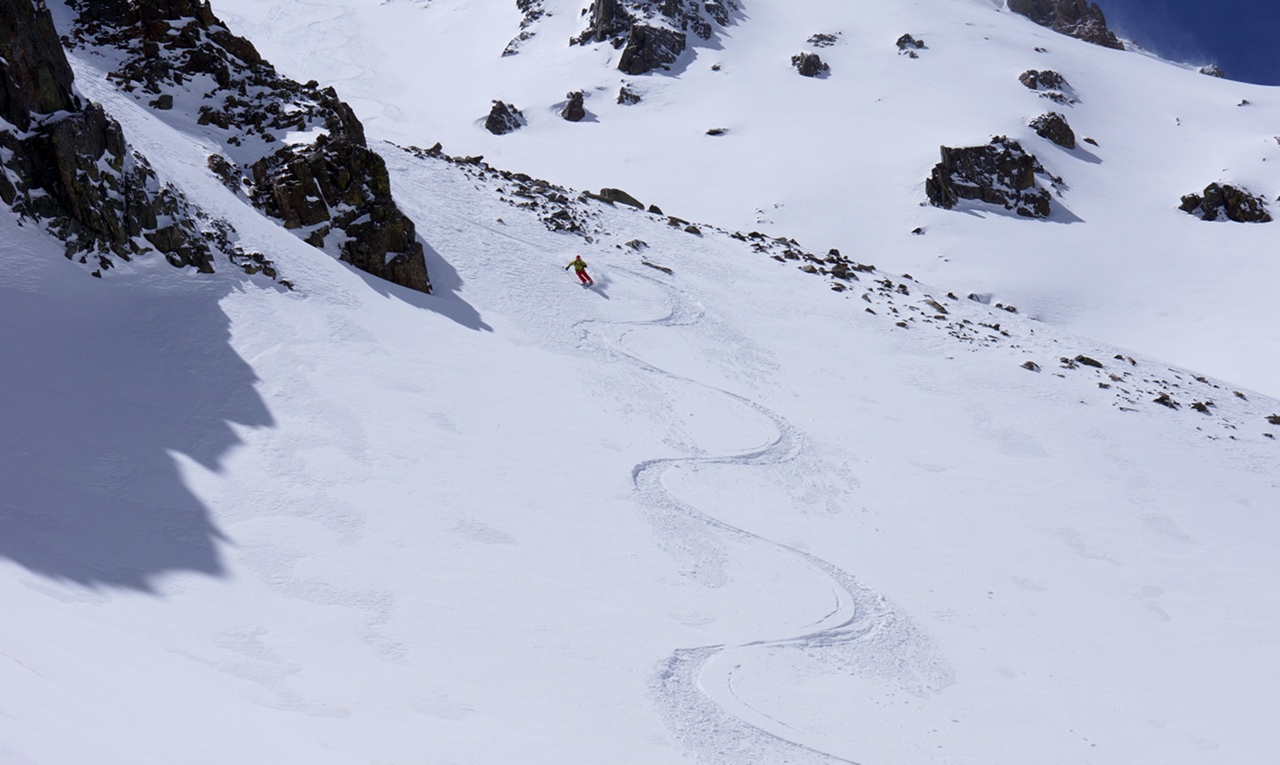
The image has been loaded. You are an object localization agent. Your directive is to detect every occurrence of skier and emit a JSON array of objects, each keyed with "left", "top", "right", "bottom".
[{"left": 565, "top": 255, "right": 594, "bottom": 286}]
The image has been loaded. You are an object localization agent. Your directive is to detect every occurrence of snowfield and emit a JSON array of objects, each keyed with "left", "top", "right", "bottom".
[{"left": 3, "top": 1, "right": 1280, "bottom": 764}]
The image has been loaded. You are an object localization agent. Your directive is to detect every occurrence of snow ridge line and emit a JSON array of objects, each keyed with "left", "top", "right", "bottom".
[{"left": 575, "top": 267, "right": 953, "bottom": 765}]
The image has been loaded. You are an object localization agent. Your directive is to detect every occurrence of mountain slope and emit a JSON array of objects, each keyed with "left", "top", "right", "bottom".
[
  {"left": 3, "top": 2, "right": 1280, "bottom": 764},
  {"left": 214, "top": 0, "right": 1280, "bottom": 397}
]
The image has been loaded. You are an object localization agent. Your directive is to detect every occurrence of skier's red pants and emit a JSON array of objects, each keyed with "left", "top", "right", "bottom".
[{"left": 577, "top": 270, "right": 593, "bottom": 285}]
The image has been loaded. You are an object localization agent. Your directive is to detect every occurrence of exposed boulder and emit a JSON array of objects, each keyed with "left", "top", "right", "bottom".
[
  {"left": 64, "top": 0, "right": 430, "bottom": 292},
  {"left": 1019, "top": 69, "right": 1067, "bottom": 91},
  {"left": 925, "top": 136, "right": 1055, "bottom": 218},
  {"left": 561, "top": 90, "right": 586, "bottom": 122},
  {"left": 617, "top": 84, "right": 642, "bottom": 104},
  {"left": 485, "top": 100, "right": 526, "bottom": 135},
  {"left": 618, "top": 25, "right": 686, "bottom": 75},
  {"left": 791, "top": 52, "right": 830, "bottom": 77},
  {"left": 1030, "top": 112, "right": 1076, "bottom": 148},
  {"left": 1199, "top": 64, "right": 1225, "bottom": 78},
  {"left": 896, "top": 34, "right": 926, "bottom": 57},
  {"left": 1179, "top": 184, "right": 1272, "bottom": 223},
  {"left": 597, "top": 188, "right": 644, "bottom": 208},
  {"left": 1007, "top": 0, "right": 1124, "bottom": 50}
]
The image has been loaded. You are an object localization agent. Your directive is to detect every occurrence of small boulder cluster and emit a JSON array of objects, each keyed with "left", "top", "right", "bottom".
[
  {"left": 1179, "top": 184, "right": 1272, "bottom": 223},
  {"left": 896, "top": 34, "right": 926, "bottom": 58},
  {"left": 791, "top": 52, "right": 829, "bottom": 77}
]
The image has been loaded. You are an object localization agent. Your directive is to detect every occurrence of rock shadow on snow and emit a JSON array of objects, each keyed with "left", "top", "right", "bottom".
[
  {"left": 348, "top": 235, "right": 492, "bottom": 331},
  {"left": 0, "top": 278, "right": 273, "bottom": 591}
]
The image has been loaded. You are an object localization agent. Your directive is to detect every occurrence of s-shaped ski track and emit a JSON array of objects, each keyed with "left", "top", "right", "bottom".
[{"left": 575, "top": 267, "right": 953, "bottom": 765}]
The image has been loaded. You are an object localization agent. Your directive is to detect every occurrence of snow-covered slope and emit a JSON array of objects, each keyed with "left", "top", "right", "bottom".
[
  {"left": 4, "top": 2, "right": 1280, "bottom": 764},
  {"left": 214, "top": 0, "right": 1280, "bottom": 397}
]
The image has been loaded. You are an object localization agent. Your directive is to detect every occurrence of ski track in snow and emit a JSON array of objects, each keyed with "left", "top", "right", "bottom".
[{"left": 574, "top": 268, "right": 954, "bottom": 765}]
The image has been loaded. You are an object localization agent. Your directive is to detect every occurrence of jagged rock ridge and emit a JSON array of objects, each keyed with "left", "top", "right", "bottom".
[
  {"left": 1007, "top": 0, "right": 1124, "bottom": 50},
  {"left": 0, "top": 0, "right": 252, "bottom": 277},
  {"left": 572, "top": 0, "right": 739, "bottom": 75},
  {"left": 64, "top": 0, "right": 431, "bottom": 293}
]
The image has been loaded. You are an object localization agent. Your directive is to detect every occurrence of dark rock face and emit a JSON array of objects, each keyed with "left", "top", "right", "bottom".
[
  {"left": 485, "top": 100, "right": 526, "bottom": 135},
  {"left": 65, "top": 0, "right": 430, "bottom": 293},
  {"left": 1019, "top": 69, "right": 1067, "bottom": 91},
  {"left": 1008, "top": 0, "right": 1124, "bottom": 50},
  {"left": 1030, "top": 112, "right": 1076, "bottom": 148},
  {"left": 1179, "top": 184, "right": 1272, "bottom": 223},
  {"left": 572, "top": 0, "right": 737, "bottom": 75},
  {"left": 0, "top": 0, "right": 235, "bottom": 275},
  {"left": 618, "top": 25, "right": 687, "bottom": 75},
  {"left": 925, "top": 136, "right": 1054, "bottom": 218},
  {"left": 561, "top": 90, "right": 586, "bottom": 121},
  {"left": 0, "top": 0, "right": 78, "bottom": 128},
  {"left": 791, "top": 52, "right": 830, "bottom": 77}
]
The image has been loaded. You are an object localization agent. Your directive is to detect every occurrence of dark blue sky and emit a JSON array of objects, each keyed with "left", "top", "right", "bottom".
[{"left": 1096, "top": 0, "right": 1280, "bottom": 85}]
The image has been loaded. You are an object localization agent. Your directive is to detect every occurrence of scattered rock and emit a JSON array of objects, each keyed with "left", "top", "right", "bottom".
[
  {"left": 1268, "top": 414, "right": 1280, "bottom": 426},
  {"left": 1179, "top": 183, "right": 1272, "bottom": 223},
  {"left": 1030, "top": 112, "right": 1076, "bottom": 149},
  {"left": 1019, "top": 69, "right": 1067, "bottom": 91},
  {"left": 648, "top": 204, "right": 663, "bottom": 214},
  {"left": 1199, "top": 64, "right": 1225, "bottom": 78},
  {"left": 1190, "top": 402, "right": 1213, "bottom": 414},
  {"left": 617, "top": 84, "right": 642, "bottom": 104},
  {"left": 1008, "top": 0, "right": 1124, "bottom": 50},
  {"left": 925, "top": 136, "right": 1055, "bottom": 218},
  {"left": 1083, "top": 136, "right": 1098, "bottom": 146},
  {"left": 1153, "top": 393, "right": 1180, "bottom": 410},
  {"left": 706, "top": 127, "right": 728, "bottom": 136},
  {"left": 791, "top": 52, "right": 830, "bottom": 77},
  {"left": 561, "top": 91, "right": 586, "bottom": 122},
  {"left": 485, "top": 101, "right": 526, "bottom": 135},
  {"left": 896, "top": 34, "right": 926, "bottom": 55},
  {"left": 808, "top": 33, "right": 840, "bottom": 48},
  {"left": 1074, "top": 355, "right": 1103, "bottom": 368},
  {"left": 1022, "top": 361, "right": 1042, "bottom": 372},
  {"left": 911, "top": 226, "right": 925, "bottom": 235},
  {"left": 625, "top": 239, "right": 648, "bottom": 249}
]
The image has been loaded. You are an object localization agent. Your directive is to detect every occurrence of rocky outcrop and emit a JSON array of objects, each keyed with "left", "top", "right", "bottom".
[
  {"left": 617, "top": 84, "right": 642, "bottom": 104},
  {"left": 925, "top": 136, "right": 1055, "bottom": 218},
  {"left": 485, "top": 100, "right": 526, "bottom": 134},
  {"left": 1199, "top": 65, "right": 1225, "bottom": 78},
  {"left": 65, "top": 0, "right": 430, "bottom": 293},
  {"left": 572, "top": 0, "right": 737, "bottom": 75},
  {"left": 0, "top": 0, "right": 244, "bottom": 277},
  {"left": 617, "top": 25, "right": 687, "bottom": 75},
  {"left": 1007, "top": 0, "right": 1124, "bottom": 50},
  {"left": 1030, "top": 112, "right": 1076, "bottom": 148},
  {"left": 561, "top": 91, "right": 586, "bottom": 121},
  {"left": 791, "top": 52, "right": 829, "bottom": 77},
  {"left": 1179, "top": 184, "right": 1272, "bottom": 223}
]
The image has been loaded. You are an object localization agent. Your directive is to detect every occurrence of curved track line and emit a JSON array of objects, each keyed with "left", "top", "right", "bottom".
[{"left": 576, "top": 266, "right": 952, "bottom": 765}]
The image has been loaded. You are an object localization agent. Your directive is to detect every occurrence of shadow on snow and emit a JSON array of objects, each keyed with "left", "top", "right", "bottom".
[{"left": 0, "top": 270, "right": 272, "bottom": 591}]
